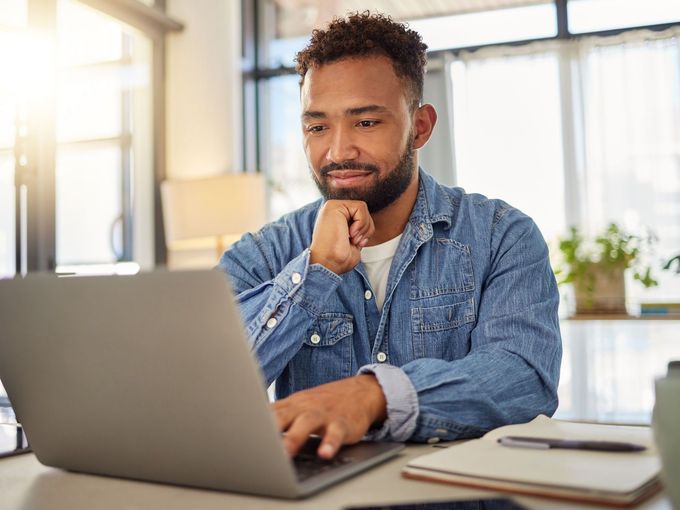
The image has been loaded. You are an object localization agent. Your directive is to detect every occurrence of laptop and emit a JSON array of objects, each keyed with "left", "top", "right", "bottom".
[{"left": 0, "top": 270, "right": 403, "bottom": 498}]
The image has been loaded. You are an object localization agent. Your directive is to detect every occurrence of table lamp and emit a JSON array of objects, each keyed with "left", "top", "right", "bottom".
[{"left": 161, "top": 173, "right": 267, "bottom": 265}]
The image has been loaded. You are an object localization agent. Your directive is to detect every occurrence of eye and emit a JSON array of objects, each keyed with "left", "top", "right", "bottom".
[
  {"left": 357, "top": 120, "right": 380, "bottom": 128},
  {"left": 306, "top": 125, "right": 326, "bottom": 134}
]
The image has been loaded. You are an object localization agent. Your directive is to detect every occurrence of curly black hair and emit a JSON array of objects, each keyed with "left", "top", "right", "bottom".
[{"left": 295, "top": 11, "right": 428, "bottom": 110}]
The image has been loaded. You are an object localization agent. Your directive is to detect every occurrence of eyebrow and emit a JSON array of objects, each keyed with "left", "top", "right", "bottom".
[
  {"left": 347, "top": 104, "right": 389, "bottom": 116},
  {"left": 302, "top": 104, "right": 390, "bottom": 120}
]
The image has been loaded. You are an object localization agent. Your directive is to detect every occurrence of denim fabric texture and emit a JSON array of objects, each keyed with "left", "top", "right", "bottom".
[{"left": 217, "top": 169, "right": 562, "bottom": 443}]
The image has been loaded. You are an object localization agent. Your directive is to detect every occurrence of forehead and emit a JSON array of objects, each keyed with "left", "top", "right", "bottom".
[{"left": 300, "top": 56, "right": 410, "bottom": 112}]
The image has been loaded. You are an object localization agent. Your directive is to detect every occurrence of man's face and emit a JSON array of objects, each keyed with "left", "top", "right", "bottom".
[{"left": 300, "top": 56, "right": 417, "bottom": 213}]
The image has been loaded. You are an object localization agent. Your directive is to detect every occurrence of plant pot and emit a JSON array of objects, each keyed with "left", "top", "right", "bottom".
[{"left": 574, "top": 262, "right": 627, "bottom": 315}]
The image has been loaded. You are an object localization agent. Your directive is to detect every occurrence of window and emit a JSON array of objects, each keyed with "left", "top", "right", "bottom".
[
  {"left": 55, "top": 0, "right": 153, "bottom": 269},
  {"left": 576, "top": 30, "right": 680, "bottom": 303},
  {"left": 0, "top": 0, "right": 179, "bottom": 277},
  {"left": 246, "top": 0, "right": 680, "bottom": 306},
  {"left": 260, "top": 75, "right": 318, "bottom": 221},
  {"left": 255, "top": 0, "right": 561, "bottom": 221},
  {"left": 448, "top": 29, "right": 680, "bottom": 308},
  {"left": 409, "top": 4, "right": 557, "bottom": 51},
  {"left": 0, "top": 153, "right": 13, "bottom": 278},
  {"left": 450, "top": 45, "right": 566, "bottom": 242},
  {"left": 568, "top": 0, "right": 680, "bottom": 33},
  {"left": 0, "top": 0, "right": 28, "bottom": 279}
]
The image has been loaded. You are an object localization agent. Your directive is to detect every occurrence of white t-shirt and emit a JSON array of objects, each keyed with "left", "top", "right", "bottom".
[{"left": 360, "top": 234, "right": 402, "bottom": 310}]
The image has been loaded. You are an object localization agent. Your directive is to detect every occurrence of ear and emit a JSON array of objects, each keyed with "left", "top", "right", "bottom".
[{"left": 412, "top": 104, "right": 438, "bottom": 150}]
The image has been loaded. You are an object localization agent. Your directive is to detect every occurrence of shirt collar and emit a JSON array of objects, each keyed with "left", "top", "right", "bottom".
[{"left": 407, "top": 168, "right": 454, "bottom": 230}]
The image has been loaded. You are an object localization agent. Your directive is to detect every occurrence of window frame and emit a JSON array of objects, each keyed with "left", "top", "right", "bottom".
[{"left": 11, "top": 0, "right": 182, "bottom": 275}]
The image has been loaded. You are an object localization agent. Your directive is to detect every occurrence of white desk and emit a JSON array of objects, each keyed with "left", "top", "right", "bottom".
[
  {"left": 0, "top": 445, "right": 672, "bottom": 510},
  {"left": 2, "top": 319, "right": 678, "bottom": 509}
]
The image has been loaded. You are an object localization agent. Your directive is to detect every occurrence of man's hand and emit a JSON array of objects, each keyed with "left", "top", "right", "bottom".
[
  {"left": 310, "top": 200, "right": 375, "bottom": 274},
  {"left": 272, "top": 375, "right": 387, "bottom": 459}
]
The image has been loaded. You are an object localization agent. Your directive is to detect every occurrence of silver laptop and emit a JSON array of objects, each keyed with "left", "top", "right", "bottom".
[{"left": 0, "top": 270, "right": 403, "bottom": 498}]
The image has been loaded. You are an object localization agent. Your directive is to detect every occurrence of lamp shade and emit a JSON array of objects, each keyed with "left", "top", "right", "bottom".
[{"left": 161, "top": 173, "right": 266, "bottom": 249}]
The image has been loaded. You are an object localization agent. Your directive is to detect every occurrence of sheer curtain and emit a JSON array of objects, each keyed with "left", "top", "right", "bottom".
[
  {"left": 450, "top": 41, "right": 567, "bottom": 245},
  {"left": 448, "top": 30, "right": 680, "bottom": 305},
  {"left": 577, "top": 29, "right": 680, "bottom": 302}
]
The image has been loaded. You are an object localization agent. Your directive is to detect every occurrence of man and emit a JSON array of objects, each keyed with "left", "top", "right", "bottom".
[{"left": 219, "top": 12, "right": 561, "bottom": 460}]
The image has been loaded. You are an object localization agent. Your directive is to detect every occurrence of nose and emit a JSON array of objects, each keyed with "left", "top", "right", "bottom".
[{"left": 326, "top": 126, "right": 359, "bottom": 163}]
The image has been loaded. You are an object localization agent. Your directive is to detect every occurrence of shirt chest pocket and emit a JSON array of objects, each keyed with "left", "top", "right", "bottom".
[
  {"left": 409, "top": 238, "right": 476, "bottom": 360},
  {"left": 288, "top": 313, "right": 354, "bottom": 391},
  {"left": 411, "top": 299, "right": 475, "bottom": 359},
  {"left": 410, "top": 237, "right": 474, "bottom": 299}
]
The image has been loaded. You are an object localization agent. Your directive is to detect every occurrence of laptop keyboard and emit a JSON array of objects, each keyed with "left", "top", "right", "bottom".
[{"left": 293, "top": 437, "right": 355, "bottom": 481}]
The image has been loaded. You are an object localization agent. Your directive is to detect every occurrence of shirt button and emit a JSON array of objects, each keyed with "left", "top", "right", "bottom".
[
  {"left": 266, "top": 317, "right": 278, "bottom": 329},
  {"left": 310, "top": 333, "right": 321, "bottom": 344},
  {"left": 427, "top": 437, "right": 440, "bottom": 445},
  {"left": 377, "top": 352, "right": 387, "bottom": 363},
  {"left": 291, "top": 272, "right": 302, "bottom": 284},
  {"left": 364, "top": 289, "right": 373, "bottom": 300}
]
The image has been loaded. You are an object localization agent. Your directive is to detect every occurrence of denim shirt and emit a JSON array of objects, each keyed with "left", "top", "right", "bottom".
[{"left": 218, "top": 169, "right": 562, "bottom": 443}]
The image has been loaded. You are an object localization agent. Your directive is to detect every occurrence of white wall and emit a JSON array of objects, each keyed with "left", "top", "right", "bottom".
[
  {"left": 164, "top": 1, "right": 242, "bottom": 268},
  {"left": 165, "top": 0, "right": 242, "bottom": 180}
]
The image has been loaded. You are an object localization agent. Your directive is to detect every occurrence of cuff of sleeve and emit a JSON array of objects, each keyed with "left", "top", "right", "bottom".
[
  {"left": 273, "top": 249, "right": 342, "bottom": 317},
  {"left": 358, "top": 363, "right": 419, "bottom": 442}
]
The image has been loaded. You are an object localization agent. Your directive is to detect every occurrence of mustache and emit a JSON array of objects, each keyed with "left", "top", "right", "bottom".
[{"left": 320, "top": 161, "right": 379, "bottom": 176}]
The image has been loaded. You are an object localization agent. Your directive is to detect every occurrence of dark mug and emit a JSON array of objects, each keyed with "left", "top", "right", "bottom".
[{"left": 653, "top": 360, "right": 680, "bottom": 508}]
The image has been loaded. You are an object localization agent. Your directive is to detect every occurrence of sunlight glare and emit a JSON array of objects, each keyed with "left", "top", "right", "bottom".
[{"left": 0, "top": 29, "right": 56, "bottom": 124}]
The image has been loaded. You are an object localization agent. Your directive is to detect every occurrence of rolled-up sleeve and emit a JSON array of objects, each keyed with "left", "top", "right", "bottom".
[{"left": 358, "top": 363, "right": 419, "bottom": 441}]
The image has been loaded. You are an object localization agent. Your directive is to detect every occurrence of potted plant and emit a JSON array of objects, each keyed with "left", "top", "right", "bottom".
[{"left": 555, "top": 223, "right": 658, "bottom": 316}]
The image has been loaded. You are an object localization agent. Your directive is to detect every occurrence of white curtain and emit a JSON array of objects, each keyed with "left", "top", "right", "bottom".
[
  {"left": 448, "top": 30, "right": 680, "bottom": 303},
  {"left": 577, "top": 28, "right": 680, "bottom": 302},
  {"left": 450, "top": 41, "right": 567, "bottom": 244}
]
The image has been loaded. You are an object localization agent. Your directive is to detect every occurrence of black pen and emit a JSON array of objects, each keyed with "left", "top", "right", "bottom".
[{"left": 497, "top": 436, "right": 647, "bottom": 452}]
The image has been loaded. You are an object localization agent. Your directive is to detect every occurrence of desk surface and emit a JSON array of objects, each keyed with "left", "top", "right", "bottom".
[
  {"left": 1, "top": 321, "right": 678, "bottom": 508},
  {"left": 0, "top": 446, "right": 672, "bottom": 510}
]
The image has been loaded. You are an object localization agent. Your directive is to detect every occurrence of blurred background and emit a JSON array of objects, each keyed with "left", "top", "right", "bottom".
[{"left": 1, "top": 0, "right": 679, "bottom": 302}]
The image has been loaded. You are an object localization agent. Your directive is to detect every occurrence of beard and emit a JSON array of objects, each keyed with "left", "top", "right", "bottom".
[{"left": 311, "top": 137, "right": 416, "bottom": 214}]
